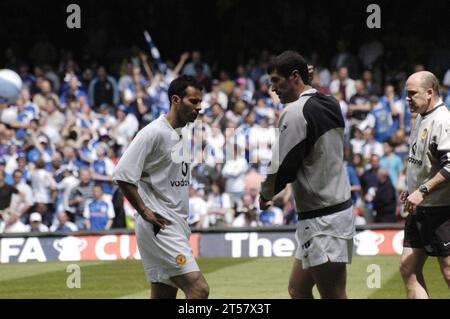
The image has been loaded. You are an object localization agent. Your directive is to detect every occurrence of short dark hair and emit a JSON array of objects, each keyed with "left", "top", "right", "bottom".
[
  {"left": 13, "top": 169, "right": 23, "bottom": 176},
  {"left": 35, "top": 159, "right": 45, "bottom": 169},
  {"left": 168, "top": 75, "right": 202, "bottom": 103},
  {"left": 267, "top": 50, "right": 310, "bottom": 84},
  {"left": 93, "top": 183, "right": 104, "bottom": 190}
]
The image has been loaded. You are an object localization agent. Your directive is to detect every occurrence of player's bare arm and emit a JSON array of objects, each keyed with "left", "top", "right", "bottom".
[{"left": 116, "top": 180, "right": 171, "bottom": 229}]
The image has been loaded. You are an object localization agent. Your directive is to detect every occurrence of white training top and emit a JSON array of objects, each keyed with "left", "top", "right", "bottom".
[
  {"left": 30, "top": 169, "right": 56, "bottom": 204},
  {"left": 407, "top": 100, "right": 450, "bottom": 206},
  {"left": 113, "top": 115, "right": 191, "bottom": 221}
]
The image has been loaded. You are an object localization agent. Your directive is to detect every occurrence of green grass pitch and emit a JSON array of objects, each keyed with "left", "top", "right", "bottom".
[{"left": 0, "top": 256, "right": 448, "bottom": 298}]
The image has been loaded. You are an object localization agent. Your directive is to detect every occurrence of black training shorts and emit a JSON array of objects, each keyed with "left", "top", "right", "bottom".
[{"left": 403, "top": 206, "right": 450, "bottom": 257}]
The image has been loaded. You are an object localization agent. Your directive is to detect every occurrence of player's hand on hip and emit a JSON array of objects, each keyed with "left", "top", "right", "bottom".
[
  {"left": 404, "top": 190, "right": 424, "bottom": 215},
  {"left": 141, "top": 207, "right": 171, "bottom": 229}
]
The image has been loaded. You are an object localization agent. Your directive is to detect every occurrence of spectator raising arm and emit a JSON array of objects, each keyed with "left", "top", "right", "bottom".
[
  {"left": 172, "top": 52, "right": 190, "bottom": 78},
  {"left": 139, "top": 51, "right": 154, "bottom": 83}
]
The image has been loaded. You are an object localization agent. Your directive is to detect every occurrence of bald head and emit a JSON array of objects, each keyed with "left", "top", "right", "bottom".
[
  {"left": 407, "top": 71, "right": 439, "bottom": 95},
  {"left": 405, "top": 71, "right": 441, "bottom": 114},
  {"left": 377, "top": 168, "right": 390, "bottom": 182}
]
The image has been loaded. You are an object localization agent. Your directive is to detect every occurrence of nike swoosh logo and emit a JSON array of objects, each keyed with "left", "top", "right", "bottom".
[{"left": 443, "top": 242, "right": 450, "bottom": 247}]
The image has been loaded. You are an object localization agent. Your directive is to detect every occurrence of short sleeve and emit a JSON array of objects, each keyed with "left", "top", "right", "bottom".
[{"left": 113, "top": 129, "right": 157, "bottom": 186}]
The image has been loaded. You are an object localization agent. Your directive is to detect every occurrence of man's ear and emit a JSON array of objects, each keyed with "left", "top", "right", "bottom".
[
  {"left": 171, "top": 95, "right": 181, "bottom": 105},
  {"left": 292, "top": 70, "right": 303, "bottom": 84},
  {"left": 426, "top": 88, "right": 434, "bottom": 99}
]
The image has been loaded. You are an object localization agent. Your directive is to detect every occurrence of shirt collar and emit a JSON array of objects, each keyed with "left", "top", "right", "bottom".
[
  {"left": 300, "top": 88, "right": 317, "bottom": 97},
  {"left": 161, "top": 114, "right": 183, "bottom": 138},
  {"left": 283, "top": 88, "right": 318, "bottom": 109},
  {"left": 422, "top": 99, "right": 444, "bottom": 117}
]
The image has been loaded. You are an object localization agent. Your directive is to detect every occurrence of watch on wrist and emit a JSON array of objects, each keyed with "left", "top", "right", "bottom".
[{"left": 419, "top": 184, "right": 430, "bottom": 196}]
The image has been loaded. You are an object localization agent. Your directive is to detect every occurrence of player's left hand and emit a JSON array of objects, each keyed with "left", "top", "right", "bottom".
[
  {"left": 404, "top": 190, "right": 424, "bottom": 215},
  {"left": 259, "top": 195, "right": 273, "bottom": 211}
]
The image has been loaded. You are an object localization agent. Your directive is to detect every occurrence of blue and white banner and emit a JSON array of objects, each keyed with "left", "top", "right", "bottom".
[{"left": 143, "top": 30, "right": 167, "bottom": 74}]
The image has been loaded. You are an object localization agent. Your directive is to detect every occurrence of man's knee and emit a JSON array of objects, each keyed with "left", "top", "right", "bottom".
[
  {"left": 399, "top": 259, "right": 421, "bottom": 280},
  {"left": 400, "top": 248, "right": 428, "bottom": 281},
  {"left": 399, "top": 260, "right": 410, "bottom": 278},
  {"left": 197, "top": 280, "right": 210, "bottom": 298},
  {"left": 187, "top": 280, "right": 209, "bottom": 299},
  {"left": 171, "top": 271, "right": 209, "bottom": 299},
  {"left": 311, "top": 262, "right": 348, "bottom": 299}
]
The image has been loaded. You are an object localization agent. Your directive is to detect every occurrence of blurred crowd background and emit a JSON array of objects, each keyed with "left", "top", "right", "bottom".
[{"left": 0, "top": 0, "right": 449, "bottom": 233}]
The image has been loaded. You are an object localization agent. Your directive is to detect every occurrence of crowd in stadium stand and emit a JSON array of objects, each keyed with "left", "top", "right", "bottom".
[{"left": 1, "top": 43, "right": 450, "bottom": 233}]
